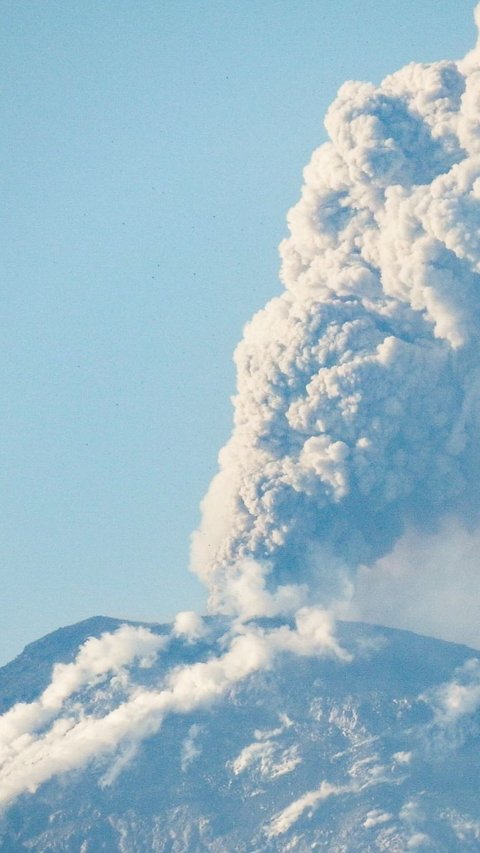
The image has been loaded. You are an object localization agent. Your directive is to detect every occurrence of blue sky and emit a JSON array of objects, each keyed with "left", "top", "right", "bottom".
[{"left": 1, "top": 0, "right": 476, "bottom": 665}]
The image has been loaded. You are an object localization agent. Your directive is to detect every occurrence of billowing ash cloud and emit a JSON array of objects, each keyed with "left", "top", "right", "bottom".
[
  {"left": 192, "top": 4, "right": 480, "bottom": 621},
  {"left": 2, "top": 2, "right": 480, "bottom": 811}
]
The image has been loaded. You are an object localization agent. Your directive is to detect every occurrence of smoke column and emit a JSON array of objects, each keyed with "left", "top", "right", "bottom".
[
  {"left": 2, "top": 1, "right": 480, "bottom": 809},
  {"left": 191, "top": 4, "right": 480, "bottom": 634}
]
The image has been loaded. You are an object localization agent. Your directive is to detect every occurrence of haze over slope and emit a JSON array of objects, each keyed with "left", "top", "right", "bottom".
[{"left": 2, "top": 618, "right": 480, "bottom": 851}]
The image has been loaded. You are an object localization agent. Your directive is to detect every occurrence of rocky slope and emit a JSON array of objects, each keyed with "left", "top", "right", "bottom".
[{"left": 1, "top": 617, "right": 480, "bottom": 851}]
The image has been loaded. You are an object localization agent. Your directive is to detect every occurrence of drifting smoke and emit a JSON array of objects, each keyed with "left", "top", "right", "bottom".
[
  {"left": 338, "top": 519, "right": 480, "bottom": 648},
  {"left": 0, "top": 609, "right": 346, "bottom": 806},
  {"left": 192, "top": 4, "right": 480, "bottom": 638},
  {"left": 2, "top": 1, "right": 480, "bottom": 810}
]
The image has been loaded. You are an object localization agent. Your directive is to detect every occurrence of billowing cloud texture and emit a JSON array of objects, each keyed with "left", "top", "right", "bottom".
[
  {"left": 2, "top": 1, "right": 480, "bottom": 812},
  {"left": 192, "top": 4, "right": 480, "bottom": 626}
]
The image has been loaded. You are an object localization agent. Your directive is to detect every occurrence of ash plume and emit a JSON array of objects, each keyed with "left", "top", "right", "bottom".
[
  {"left": 2, "top": 1, "right": 480, "bottom": 810},
  {"left": 192, "top": 3, "right": 480, "bottom": 628}
]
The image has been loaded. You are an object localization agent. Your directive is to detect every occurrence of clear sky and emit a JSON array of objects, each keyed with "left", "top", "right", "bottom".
[{"left": 1, "top": 0, "right": 476, "bottom": 665}]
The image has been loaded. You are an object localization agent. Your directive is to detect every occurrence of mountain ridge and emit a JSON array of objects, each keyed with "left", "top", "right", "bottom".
[{"left": 1, "top": 617, "right": 480, "bottom": 850}]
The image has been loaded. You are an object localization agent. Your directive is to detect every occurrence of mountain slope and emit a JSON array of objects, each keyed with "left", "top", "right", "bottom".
[{"left": 1, "top": 618, "right": 480, "bottom": 851}]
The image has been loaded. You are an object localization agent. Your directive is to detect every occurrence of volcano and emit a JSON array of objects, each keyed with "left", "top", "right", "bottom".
[{"left": 1, "top": 617, "right": 479, "bottom": 851}]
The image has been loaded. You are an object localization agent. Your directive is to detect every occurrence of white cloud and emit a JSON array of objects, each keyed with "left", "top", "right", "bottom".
[
  {"left": 407, "top": 833, "right": 431, "bottom": 849},
  {"left": 0, "top": 625, "right": 166, "bottom": 767},
  {"left": 423, "top": 657, "right": 480, "bottom": 724},
  {"left": 216, "top": 558, "right": 306, "bottom": 622},
  {"left": 180, "top": 724, "right": 202, "bottom": 771},
  {"left": 173, "top": 611, "right": 206, "bottom": 642},
  {"left": 254, "top": 713, "right": 293, "bottom": 741},
  {"left": 232, "top": 740, "right": 301, "bottom": 779},
  {"left": 363, "top": 809, "right": 393, "bottom": 829},
  {"left": 265, "top": 780, "right": 351, "bottom": 837},
  {"left": 3, "top": 0, "right": 480, "bottom": 818},
  {"left": 190, "top": 3, "right": 480, "bottom": 642},
  {"left": 392, "top": 751, "right": 412, "bottom": 766},
  {"left": 446, "top": 809, "right": 480, "bottom": 843},
  {"left": 0, "top": 609, "right": 348, "bottom": 808},
  {"left": 337, "top": 519, "right": 480, "bottom": 649}
]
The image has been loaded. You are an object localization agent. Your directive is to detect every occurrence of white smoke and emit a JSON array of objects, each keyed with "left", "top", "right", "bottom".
[
  {"left": 337, "top": 519, "right": 480, "bottom": 648},
  {"left": 192, "top": 3, "right": 480, "bottom": 631},
  {"left": 423, "top": 657, "right": 480, "bottom": 725},
  {"left": 2, "top": 0, "right": 480, "bottom": 812},
  {"left": 265, "top": 780, "right": 355, "bottom": 838},
  {"left": 0, "top": 608, "right": 347, "bottom": 807},
  {"left": 0, "top": 624, "right": 166, "bottom": 767},
  {"left": 173, "top": 610, "right": 207, "bottom": 641}
]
